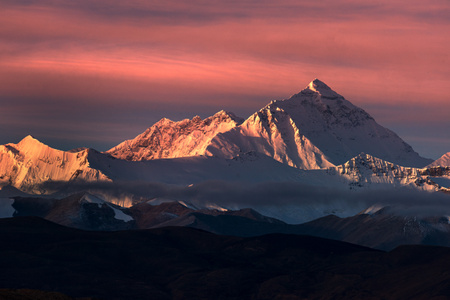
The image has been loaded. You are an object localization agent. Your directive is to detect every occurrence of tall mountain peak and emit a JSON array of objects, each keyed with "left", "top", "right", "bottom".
[
  {"left": 302, "top": 78, "right": 341, "bottom": 99},
  {"left": 206, "top": 80, "right": 432, "bottom": 169},
  {"left": 106, "top": 79, "right": 432, "bottom": 169},
  {"left": 15, "top": 135, "right": 51, "bottom": 155},
  {"left": 18, "top": 135, "right": 44, "bottom": 146}
]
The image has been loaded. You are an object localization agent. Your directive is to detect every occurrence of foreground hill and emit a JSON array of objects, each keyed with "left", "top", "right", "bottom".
[
  {"left": 2, "top": 217, "right": 450, "bottom": 300},
  {"left": 4, "top": 193, "right": 450, "bottom": 251},
  {"left": 296, "top": 207, "right": 450, "bottom": 251}
]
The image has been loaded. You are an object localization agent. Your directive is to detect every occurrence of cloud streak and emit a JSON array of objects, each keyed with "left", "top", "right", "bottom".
[{"left": 35, "top": 179, "right": 450, "bottom": 223}]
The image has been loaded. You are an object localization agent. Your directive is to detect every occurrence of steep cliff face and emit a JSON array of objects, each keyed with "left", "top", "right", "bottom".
[
  {"left": 106, "top": 110, "right": 243, "bottom": 161},
  {"left": 0, "top": 135, "right": 110, "bottom": 194},
  {"left": 206, "top": 79, "right": 432, "bottom": 169}
]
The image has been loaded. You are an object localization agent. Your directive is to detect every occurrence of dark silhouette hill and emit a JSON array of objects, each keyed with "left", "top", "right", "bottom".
[{"left": 1, "top": 217, "right": 450, "bottom": 299}]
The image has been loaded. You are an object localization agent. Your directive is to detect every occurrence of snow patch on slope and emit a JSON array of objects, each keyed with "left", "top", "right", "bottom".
[
  {"left": 80, "top": 193, "right": 133, "bottom": 222},
  {"left": 109, "top": 205, "right": 133, "bottom": 222}
]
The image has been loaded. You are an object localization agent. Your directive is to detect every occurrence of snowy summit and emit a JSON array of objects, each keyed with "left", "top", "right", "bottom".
[{"left": 107, "top": 79, "right": 432, "bottom": 169}]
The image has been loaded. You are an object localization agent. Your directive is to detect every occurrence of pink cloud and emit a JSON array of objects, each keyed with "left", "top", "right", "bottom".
[{"left": 0, "top": 0, "right": 449, "bottom": 155}]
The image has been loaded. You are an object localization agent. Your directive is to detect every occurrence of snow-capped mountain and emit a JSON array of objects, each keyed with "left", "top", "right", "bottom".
[
  {"left": 0, "top": 135, "right": 448, "bottom": 224},
  {"left": 107, "top": 110, "right": 243, "bottom": 161},
  {"left": 0, "top": 136, "right": 307, "bottom": 195},
  {"left": 0, "top": 79, "right": 447, "bottom": 224},
  {"left": 331, "top": 153, "right": 449, "bottom": 192},
  {"left": 106, "top": 79, "right": 431, "bottom": 169},
  {"left": 0, "top": 135, "right": 111, "bottom": 194},
  {"left": 428, "top": 152, "right": 450, "bottom": 167},
  {"left": 206, "top": 79, "right": 432, "bottom": 169},
  {"left": 0, "top": 135, "right": 446, "bottom": 198}
]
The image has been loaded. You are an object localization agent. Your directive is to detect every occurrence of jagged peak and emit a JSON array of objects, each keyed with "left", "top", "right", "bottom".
[
  {"left": 19, "top": 135, "right": 42, "bottom": 144},
  {"left": 192, "top": 115, "right": 202, "bottom": 122},
  {"left": 307, "top": 78, "right": 330, "bottom": 90},
  {"left": 340, "top": 153, "right": 403, "bottom": 171},
  {"left": 213, "top": 109, "right": 234, "bottom": 118},
  {"left": 155, "top": 117, "right": 174, "bottom": 125},
  {"left": 427, "top": 152, "right": 450, "bottom": 167},
  {"left": 214, "top": 109, "right": 230, "bottom": 115},
  {"left": 17, "top": 135, "right": 48, "bottom": 149},
  {"left": 67, "top": 147, "right": 88, "bottom": 153},
  {"left": 211, "top": 110, "right": 244, "bottom": 124},
  {"left": 347, "top": 152, "right": 383, "bottom": 163},
  {"left": 148, "top": 111, "right": 244, "bottom": 130},
  {"left": 302, "top": 78, "right": 341, "bottom": 99}
]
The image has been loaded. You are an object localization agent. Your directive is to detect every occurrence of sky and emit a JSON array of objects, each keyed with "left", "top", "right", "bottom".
[{"left": 0, "top": 0, "right": 449, "bottom": 159}]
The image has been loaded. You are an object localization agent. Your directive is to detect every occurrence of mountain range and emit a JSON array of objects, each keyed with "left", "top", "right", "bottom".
[
  {"left": 1, "top": 78, "right": 450, "bottom": 299},
  {"left": 0, "top": 79, "right": 449, "bottom": 234},
  {"left": 107, "top": 79, "right": 433, "bottom": 169},
  {"left": 0, "top": 80, "right": 447, "bottom": 196}
]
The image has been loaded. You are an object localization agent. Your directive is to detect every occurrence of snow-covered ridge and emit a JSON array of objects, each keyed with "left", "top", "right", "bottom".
[
  {"left": 105, "top": 79, "right": 432, "bottom": 169},
  {"left": 427, "top": 152, "right": 450, "bottom": 168},
  {"left": 0, "top": 135, "right": 110, "bottom": 194},
  {"left": 332, "top": 153, "right": 449, "bottom": 191},
  {"left": 206, "top": 102, "right": 335, "bottom": 169},
  {"left": 107, "top": 110, "right": 244, "bottom": 161},
  {"left": 0, "top": 134, "right": 447, "bottom": 226},
  {"left": 206, "top": 79, "right": 432, "bottom": 169},
  {"left": 305, "top": 78, "right": 341, "bottom": 99},
  {"left": 0, "top": 135, "right": 307, "bottom": 195},
  {"left": 0, "top": 135, "right": 444, "bottom": 195},
  {"left": 0, "top": 80, "right": 446, "bottom": 202}
]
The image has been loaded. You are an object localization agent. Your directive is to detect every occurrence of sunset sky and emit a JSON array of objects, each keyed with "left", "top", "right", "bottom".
[{"left": 1, "top": 0, "right": 449, "bottom": 159}]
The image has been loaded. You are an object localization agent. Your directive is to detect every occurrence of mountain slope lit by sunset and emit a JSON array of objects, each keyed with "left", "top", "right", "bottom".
[{"left": 1, "top": 0, "right": 449, "bottom": 158}]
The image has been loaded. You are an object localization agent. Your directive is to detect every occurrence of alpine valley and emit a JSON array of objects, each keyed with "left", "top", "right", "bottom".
[{"left": 1, "top": 79, "right": 449, "bottom": 243}]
